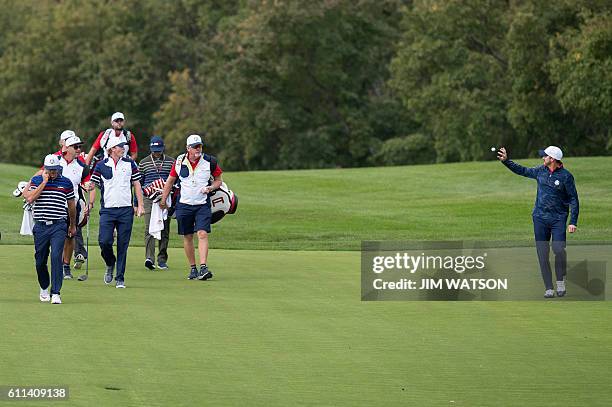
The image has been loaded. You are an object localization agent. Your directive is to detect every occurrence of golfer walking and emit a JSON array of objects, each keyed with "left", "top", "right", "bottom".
[
  {"left": 159, "top": 134, "right": 223, "bottom": 280},
  {"left": 498, "top": 146, "right": 579, "bottom": 298},
  {"left": 90, "top": 137, "right": 145, "bottom": 288},
  {"left": 24, "top": 130, "right": 90, "bottom": 277},
  {"left": 139, "top": 136, "right": 175, "bottom": 270},
  {"left": 23, "top": 154, "right": 77, "bottom": 304}
]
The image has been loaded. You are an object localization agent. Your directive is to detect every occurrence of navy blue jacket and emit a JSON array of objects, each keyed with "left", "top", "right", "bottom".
[{"left": 503, "top": 160, "right": 579, "bottom": 225}]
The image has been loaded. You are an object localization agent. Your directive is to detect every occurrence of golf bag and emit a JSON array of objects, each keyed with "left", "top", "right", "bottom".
[
  {"left": 13, "top": 181, "right": 34, "bottom": 235},
  {"left": 143, "top": 178, "right": 181, "bottom": 217},
  {"left": 210, "top": 182, "right": 238, "bottom": 224},
  {"left": 143, "top": 178, "right": 165, "bottom": 203},
  {"left": 76, "top": 185, "right": 89, "bottom": 228},
  {"left": 12, "top": 181, "right": 28, "bottom": 198}
]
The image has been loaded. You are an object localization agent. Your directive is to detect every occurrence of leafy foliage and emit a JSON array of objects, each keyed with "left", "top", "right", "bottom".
[{"left": 0, "top": 0, "right": 609, "bottom": 168}]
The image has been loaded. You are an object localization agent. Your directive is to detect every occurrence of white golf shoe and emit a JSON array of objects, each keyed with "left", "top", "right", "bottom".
[
  {"left": 39, "top": 288, "right": 50, "bottom": 302},
  {"left": 51, "top": 294, "right": 62, "bottom": 304},
  {"left": 556, "top": 280, "right": 566, "bottom": 297},
  {"left": 74, "top": 254, "right": 85, "bottom": 269}
]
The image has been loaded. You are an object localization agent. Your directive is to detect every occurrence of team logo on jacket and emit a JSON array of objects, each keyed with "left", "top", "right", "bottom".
[{"left": 554, "top": 180, "right": 560, "bottom": 186}]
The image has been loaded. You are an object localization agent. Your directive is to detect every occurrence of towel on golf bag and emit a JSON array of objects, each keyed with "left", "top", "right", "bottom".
[
  {"left": 20, "top": 206, "right": 34, "bottom": 235},
  {"left": 149, "top": 195, "right": 170, "bottom": 240}
]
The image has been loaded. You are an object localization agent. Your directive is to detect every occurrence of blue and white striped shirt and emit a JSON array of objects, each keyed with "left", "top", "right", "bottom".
[{"left": 29, "top": 175, "right": 75, "bottom": 221}]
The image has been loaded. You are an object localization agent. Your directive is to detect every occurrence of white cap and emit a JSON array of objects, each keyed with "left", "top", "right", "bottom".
[
  {"left": 111, "top": 112, "right": 125, "bottom": 122},
  {"left": 107, "top": 136, "right": 127, "bottom": 149},
  {"left": 43, "top": 154, "right": 62, "bottom": 170},
  {"left": 64, "top": 135, "right": 82, "bottom": 147},
  {"left": 540, "top": 146, "right": 563, "bottom": 161},
  {"left": 186, "top": 134, "right": 203, "bottom": 147},
  {"left": 60, "top": 130, "right": 76, "bottom": 141}
]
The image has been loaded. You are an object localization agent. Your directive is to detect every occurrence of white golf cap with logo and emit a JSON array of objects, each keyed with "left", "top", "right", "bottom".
[
  {"left": 539, "top": 146, "right": 563, "bottom": 161},
  {"left": 111, "top": 112, "right": 125, "bottom": 122},
  {"left": 107, "top": 136, "right": 127, "bottom": 149},
  {"left": 64, "top": 135, "right": 83, "bottom": 147},
  {"left": 186, "top": 134, "right": 203, "bottom": 147},
  {"left": 43, "top": 154, "right": 62, "bottom": 170},
  {"left": 60, "top": 130, "right": 76, "bottom": 141}
]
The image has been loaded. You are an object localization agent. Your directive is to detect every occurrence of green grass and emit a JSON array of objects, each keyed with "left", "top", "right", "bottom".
[
  {"left": 2, "top": 158, "right": 612, "bottom": 250},
  {"left": 1, "top": 159, "right": 612, "bottom": 406},
  {"left": 1, "top": 247, "right": 611, "bottom": 406}
]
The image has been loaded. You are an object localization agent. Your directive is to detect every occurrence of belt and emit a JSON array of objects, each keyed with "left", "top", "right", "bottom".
[{"left": 35, "top": 219, "right": 67, "bottom": 226}]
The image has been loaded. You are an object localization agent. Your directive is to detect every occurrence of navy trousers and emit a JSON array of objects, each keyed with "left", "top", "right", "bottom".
[
  {"left": 533, "top": 215, "right": 567, "bottom": 290},
  {"left": 99, "top": 207, "right": 134, "bottom": 282},
  {"left": 33, "top": 221, "right": 67, "bottom": 295}
]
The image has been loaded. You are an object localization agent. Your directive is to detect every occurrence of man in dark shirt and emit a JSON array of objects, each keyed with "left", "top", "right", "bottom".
[
  {"left": 498, "top": 146, "right": 579, "bottom": 298},
  {"left": 138, "top": 136, "right": 175, "bottom": 270},
  {"left": 23, "top": 154, "right": 77, "bottom": 304}
]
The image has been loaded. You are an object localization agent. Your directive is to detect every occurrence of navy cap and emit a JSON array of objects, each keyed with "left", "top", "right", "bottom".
[{"left": 150, "top": 136, "right": 165, "bottom": 152}]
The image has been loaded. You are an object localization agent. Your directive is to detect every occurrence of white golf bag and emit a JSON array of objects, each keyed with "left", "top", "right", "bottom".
[
  {"left": 13, "top": 181, "right": 34, "bottom": 235},
  {"left": 209, "top": 182, "right": 238, "bottom": 224}
]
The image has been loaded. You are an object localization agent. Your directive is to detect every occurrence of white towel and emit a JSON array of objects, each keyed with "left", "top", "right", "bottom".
[
  {"left": 20, "top": 208, "right": 34, "bottom": 235},
  {"left": 149, "top": 196, "right": 170, "bottom": 240}
]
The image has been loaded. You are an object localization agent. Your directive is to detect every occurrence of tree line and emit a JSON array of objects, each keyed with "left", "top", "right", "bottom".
[{"left": 0, "top": 0, "right": 609, "bottom": 169}]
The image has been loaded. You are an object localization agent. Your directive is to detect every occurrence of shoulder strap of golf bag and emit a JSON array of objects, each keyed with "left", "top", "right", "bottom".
[{"left": 101, "top": 129, "right": 131, "bottom": 151}]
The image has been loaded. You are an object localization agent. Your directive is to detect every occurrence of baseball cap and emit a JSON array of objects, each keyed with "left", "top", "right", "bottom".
[
  {"left": 149, "top": 136, "right": 165, "bottom": 152},
  {"left": 538, "top": 146, "right": 563, "bottom": 161},
  {"left": 64, "top": 135, "right": 83, "bottom": 147},
  {"left": 186, "top": 134, "right": 203, "bottom": 147},
  {"left": 60, "top": 130, "right": 76, "bottom": 142},
  {"left": 43, "top": 154, "right": 62, "bottom": 171},
  {"left": 107, "top": 136, "right": 127, "bottom": 149},
  {"left": 111, "top": 112, "right": 125, "bottom": 122}
]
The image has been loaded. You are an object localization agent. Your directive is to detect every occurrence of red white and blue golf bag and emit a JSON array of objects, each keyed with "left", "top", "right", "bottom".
[{"left": 209, "top": 182, "right": 238, "bottom": 224}]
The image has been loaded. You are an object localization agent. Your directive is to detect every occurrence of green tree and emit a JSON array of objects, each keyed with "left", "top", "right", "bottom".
[
  {"left": 0, "top": 0, "right": 230, "bottom": 164},
  {"left": 549, "top": 10, "right": 612, "bottom": 153},
  {"left": 198, "top": 0, "right": 407, "bottom": 170},
  {"left": 390, "top": 0, "right": 513, "bottom": 163}
]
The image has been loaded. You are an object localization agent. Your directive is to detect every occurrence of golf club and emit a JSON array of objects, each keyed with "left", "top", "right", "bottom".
[{"left": 78, "top": 188, "right": 90, "bottom": 281}]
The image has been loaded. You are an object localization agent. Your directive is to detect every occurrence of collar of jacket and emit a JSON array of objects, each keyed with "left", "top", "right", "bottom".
[{"left": 548, "top": 162, "right": 564, "bottom": 174}]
